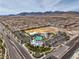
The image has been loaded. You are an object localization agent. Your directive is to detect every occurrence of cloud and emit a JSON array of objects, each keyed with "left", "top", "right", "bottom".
[
  {"left": 52, "top": 0, "right": 79, "bottom": 11},
  {"left": 35, "top": 0, "right": 61, "bottom": 9},
  {"left": 0, "top": 0, "right": 79, "bottom": 15}
]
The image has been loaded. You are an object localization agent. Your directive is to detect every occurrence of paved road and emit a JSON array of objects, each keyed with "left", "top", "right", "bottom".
[
  {"left": 0, "top": 23, "right": 32, "bottom": 59},
  {"left": 3, "top": 33, "right": 22, "bottom": 59},
  {"left": 7, "top": 34, "right": 32, "bottom": 59}
]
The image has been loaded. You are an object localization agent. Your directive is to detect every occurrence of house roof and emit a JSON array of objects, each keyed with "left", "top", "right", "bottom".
[{"left": 31, "top": 40, "right": 43, "bottom": 46}]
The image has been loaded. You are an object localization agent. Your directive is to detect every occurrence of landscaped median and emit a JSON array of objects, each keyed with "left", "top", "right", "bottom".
[
  {"left": 24, "top": 43, "right": 52, "bottom": 58},
  {"left": 0, "top": 38, "right": 5, "bottom": 59}
]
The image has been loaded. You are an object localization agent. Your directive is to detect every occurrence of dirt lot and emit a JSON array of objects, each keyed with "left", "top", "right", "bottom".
[{"left": 25, "top": 26, "right": 59, "bottom": 33}]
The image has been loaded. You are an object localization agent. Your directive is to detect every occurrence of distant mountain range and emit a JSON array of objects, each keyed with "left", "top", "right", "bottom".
[{"left": 5, "top": 11, "right": 79, "bottom": 16}]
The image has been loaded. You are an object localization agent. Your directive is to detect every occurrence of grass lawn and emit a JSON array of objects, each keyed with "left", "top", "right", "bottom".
[
  {"left": 25, "top": 43, "right": 51, "bottom": 58},
  {"left": 25, "top": 43, "right": 51, "bottom": 53},
  {"left": 33, "top": 52, "right": 44, "bottom": 58}
]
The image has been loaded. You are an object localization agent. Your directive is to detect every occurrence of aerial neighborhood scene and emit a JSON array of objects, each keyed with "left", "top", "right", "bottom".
[{"left": 0, "top": 0, "right": 79, "bottom": 59}]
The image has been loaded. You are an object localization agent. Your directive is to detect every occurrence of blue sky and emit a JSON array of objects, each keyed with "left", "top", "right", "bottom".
[{"left": 0, "top": 0, "right": 79, "bottom": 15}]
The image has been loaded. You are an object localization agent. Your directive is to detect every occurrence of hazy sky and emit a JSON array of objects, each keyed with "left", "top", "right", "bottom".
[{"left": 0, "top": 0, "right": 79, "bottom": 15}]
